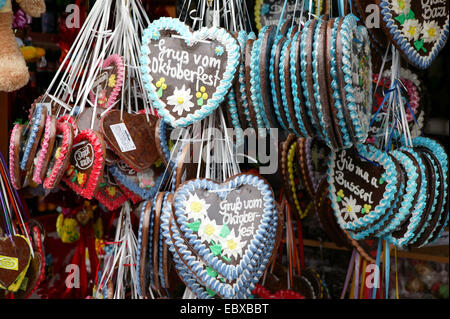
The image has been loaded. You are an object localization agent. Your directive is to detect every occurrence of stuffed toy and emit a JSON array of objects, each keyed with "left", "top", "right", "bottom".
[{"left": 0, "top": 0, "right": 45, "bottom": 92}]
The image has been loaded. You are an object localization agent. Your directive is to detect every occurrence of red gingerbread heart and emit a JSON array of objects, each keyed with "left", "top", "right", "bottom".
[{"left": 63, "top": 129, "right": 106, "bottom": 199}]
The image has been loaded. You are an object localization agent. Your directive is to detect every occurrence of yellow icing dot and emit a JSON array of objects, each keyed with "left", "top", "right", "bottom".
[
  {"left": 162, "top": 83, "right": 167, "bottom": 90},
  {"left": 55, "top": 147, "right": 62, "bottom": 159},
  {"left": 200, "top": 86, "right": 206, "bottom": 93},
  {"left": 202, "top": 93, "right": 208, "bottom": 100},
  {"left": 398, "top": 0, "right": 405, "bottom": 9},
  {"left": 427, "top": 28, "right": 436, "bottom": 37},
  {"left": 196, "top": 92, "right": 202, "bottom": 98},
  {"left": 204, "top": 224, "right": 216, "bottom": 236},
  {"left": 408, "top": 26, "right": 417, "bottom": 36},
  {"left": 227, "top": 239, "right": 237, "bottom": 251},
  {"left": 347, "top": 206, "right": 352, "bottom": 212},
  {"left": 156, "top": 81, "right": 161, "bottom": 88},
  {"left": 108, "top": 74, "right": 116, "bottom": 87},
  {"left": 190, "top": 201, "right": 203, "bottom": 213},
  {"left": 177, "top": 97, "right": 184, "bottom": 104},
  {"left": 160, "top": 77, "right": 165, "bottom": 83}
]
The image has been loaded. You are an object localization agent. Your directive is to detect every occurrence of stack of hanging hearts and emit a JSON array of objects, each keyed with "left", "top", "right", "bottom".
[
  {"left": 280, "top": 133, "right": 321, "bottom": 220},
  {"left": 0, "top": 151, "right": 46, "bottom": 298},
  {"left": 138, "top": 17, "right": 282, "bottom": 298},
  {"left": 326, "top": 138, "right": 448, "bottom": 248},
  {"left": 136, "top": 192, "right": 172, "bottom": 298},
  {"left": 140, "top": 2, "right": 449, "bottom": 151},
  {"left": 8, "top": 54, "right": 171, "bottom": 212},
  {"left": 139, "top": 15, "right": 373, "bottom": 151},
  {"left": 158, "top": 174, "right": 279, "bottom": 299},
  {"left": 279, "top": 132, "right": 380, "bottom": 263}
]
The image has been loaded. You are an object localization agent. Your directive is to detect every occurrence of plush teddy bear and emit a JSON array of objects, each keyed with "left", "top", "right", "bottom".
[{"left": 0, "top": 0, "right": 45, "bottom": 92}]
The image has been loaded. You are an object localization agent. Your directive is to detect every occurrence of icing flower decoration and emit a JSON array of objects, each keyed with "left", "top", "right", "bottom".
[
  {"left": 196, "top": 86, "right": 209, "bottom": 106},
  {"left": 198, "top": 219, "right": 221, "bottom": 244},
  {"left": 221, "top": 229, "right": 247, "bottom": 260},
  {"left": 215, "top": 46, "right": 224, "bottom": 56},
  {"left": 155, "top": 77, "right": 167, "bottom": 98},
  {"left": 362, "top": 204, "right": 372, "bottom": 214},
  {"left": 167, "top": 85, "right": 194, "bottom": 116},
  {"left": 402, "top": 19, "right": 422, "bottom": 41},
  {"left": 341, "top": 195, "right": 361, "bottom": 221},
  {"left": 108, "top": 74, "right": 116, "bottom": 88},
  {"left": 151, "top": 30, "right": 161, "bottom": 40},
  {"left": 97, "top": 90, "right": 108, "bottom": 106},
  {"left": 106, "top": 186, "right": 117, "bottom": 197},
  {"left": 183, "top": 193, "right": 210, "bottom": 222},
  {"left": 421, "top": 21, "right": 440, "bottom": 43},
  {"left": 77, "top": 172, "right": 87, "bottom": 186},
  {"left": 138, "top": 169, "right": 155, "bottom": 189},
  {"left": 336, "top": 189, "right": 345, "bottom": 202},
  {"left": 55, "top": 147, "right": 62, "bottom": 159},
  {"left": 391, "top": 0, "right": 410, "bottom": 15}
]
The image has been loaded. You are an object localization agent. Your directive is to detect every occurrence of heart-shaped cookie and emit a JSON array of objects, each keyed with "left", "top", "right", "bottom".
[
  {"left": 43, "top": 121, "right": 74, "bottom": 190},
  {"left": 109, "top": 159, "right": 167, "bottom": 201},
  {"left": 336, "top": 15, "right": 372, "bottom": 144},
  {"left": 63, "top": 129, "right": 106, "bottom": 199},
  {"left": 32, "top": 115, "right": 57, "bottom": 184},
  {"left": 89, "top": 54, "right": 124, "bottom": 109},
  {"left": 0, "top": 235, "right": 32, "bottom": 291},
  {"left": 76, "top": 106, "right": 105, "bottom": 132},
  {"left": 9, "top": 124, "right": 26, "bottom": 190},
  {"left": 140, "top": 17, "right": 240, "bottom": 128},
  {"left": 327, "top": 144, "right": 400, "bottom": 234},
  {"left": 94, "top": 167, "right": 128, "bottom": 211},
  {"left": 13, "top": 225, "right": 45, "bottom": 298},
  {"left": 168, "top": 196, "right": 276, "bottom": 298},
  {"left": 20, "top": 103, "right": 47, "bottom": 172},
  {"left": 100, "top": 110, "right": 159, "bottom": 171},
  {"left": 378, "top": 0, "right": 449, "bottom": 69},
  {"left": 172, "top": 174, "right": 277, "bottom": 284}
]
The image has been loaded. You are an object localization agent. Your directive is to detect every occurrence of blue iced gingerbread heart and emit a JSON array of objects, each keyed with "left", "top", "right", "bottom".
[{"left": 140, "top": 17, "right": 240, "bottom": 128}]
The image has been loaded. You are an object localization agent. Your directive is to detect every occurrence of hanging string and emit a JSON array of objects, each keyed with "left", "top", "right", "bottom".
[
  {"left": 341, "top": 249, "right": 356, "bottom": 298},
  {"left": 359, "top": 259, "right": 367, "bottom": 298},
  {"left": 385, "top": 240, "right": 390, "bottom": 299},
  {"left": 353, "top": 252, "right": 360, "bottom": 299}
]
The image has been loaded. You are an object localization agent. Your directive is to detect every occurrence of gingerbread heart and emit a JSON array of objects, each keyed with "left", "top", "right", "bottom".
[
  {"left": 109, "top": 159, "right": 167, "bottom": 201},
  {"left": 0, "top": 235, "right": 32, "bottom": 291},
  {"left": 378, "top": 0, "right": 449, "bottom": 69},
  {"left": 89, "top": 54, "right": 124, "bottom": 109},
  {"left": 140, "top": 17, "right": 240, "bottom": 128},
  {"left": 100, "top": 110, "right": 159, "bottom": 171},
  {"left": 32, "top": 115, "right": 57, "bottom": 184},
  {"left": 9, "top": 124, "right": 26, "bottom": 190},
  {"left": 63, "top": 129, "right": 106, "bottom": 199},
  {"left": 76, "top": 106, "right": 105, "bottom": 132},
  {"left": 94, "top": 167, "right": 128, "bottom": 211},
  {"left": 327, "top": 144, "right": 400, "bottom": 236},
  {"left": 172, "top": 174, "right": 277, "bottom": 285},
  {"left": 13, "top": 253, "right": 43, "bottom": 299},
  {"left": 20, "top": 103, "right": 47, "bottom": 172},
  {"left": 43, "top": 121, "right": 74, "bottom": 190}
]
